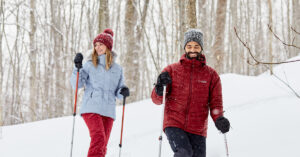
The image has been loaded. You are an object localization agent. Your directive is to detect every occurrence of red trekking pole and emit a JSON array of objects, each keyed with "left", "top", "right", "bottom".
[
  {"left": 70, "top": 67, "right": 80, "bottom": 157},
  {"left": 119, "top": 96, "right": 127, "bottom": 157}
]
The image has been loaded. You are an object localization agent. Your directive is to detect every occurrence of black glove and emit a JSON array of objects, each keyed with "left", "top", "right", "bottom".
[
  {"left": 74, "top": 53, "right": 83, "bottom": 69},
  {"left": 155, "top": 72, "right": 172, "bottom": 96},
  {"left": 215, "top": 116, "right": 230, "bottom": 133},
  {"left": 120, "top": 86, "right": 130, "bottom": 97}
]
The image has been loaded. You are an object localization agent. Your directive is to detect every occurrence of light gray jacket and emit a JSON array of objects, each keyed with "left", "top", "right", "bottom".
[{"left": 70, "top": 52, "right": 125, "bottom": 120}]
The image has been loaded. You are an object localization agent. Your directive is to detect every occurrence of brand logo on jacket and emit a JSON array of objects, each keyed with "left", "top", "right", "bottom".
[{"left": 198, "top": 80, "right": 207, "bottom": 83}]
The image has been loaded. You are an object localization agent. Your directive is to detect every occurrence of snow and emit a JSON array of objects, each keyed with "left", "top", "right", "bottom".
[{"left": 1, "top": 56, "right": 300, "bottom": 157}]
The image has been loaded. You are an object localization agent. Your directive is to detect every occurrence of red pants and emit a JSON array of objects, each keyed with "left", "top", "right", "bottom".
[{"left": 82, "top": 113, "right": 114, "bottom": 157}]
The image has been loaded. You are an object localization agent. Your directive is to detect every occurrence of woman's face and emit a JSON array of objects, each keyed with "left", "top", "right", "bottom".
[{"left": 94, "top": 42, "right": 107, "bottom": 56}]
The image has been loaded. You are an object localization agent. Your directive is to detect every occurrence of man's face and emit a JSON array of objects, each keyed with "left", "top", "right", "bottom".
[{"left": 185, "top": 41, "right": 202, "bottom": 58}]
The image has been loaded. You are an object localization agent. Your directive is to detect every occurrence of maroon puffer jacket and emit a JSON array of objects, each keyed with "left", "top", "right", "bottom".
[{"left": 151, "top": 54, "right": 223, "bottom": 137}]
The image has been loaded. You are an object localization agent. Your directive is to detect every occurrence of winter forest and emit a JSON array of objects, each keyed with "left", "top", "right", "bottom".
[{"left": 0, "top": 0, "right": 300, "bottom": 127}]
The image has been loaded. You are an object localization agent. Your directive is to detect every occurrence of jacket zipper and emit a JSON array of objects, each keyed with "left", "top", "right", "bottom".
[{"left": 185, "top": 60, "right": 194, "bottom": 130}]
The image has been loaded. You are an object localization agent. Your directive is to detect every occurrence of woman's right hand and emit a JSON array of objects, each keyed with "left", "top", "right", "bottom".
[{"left": 74, "top": 53, "right": 83, "bottom": 69}]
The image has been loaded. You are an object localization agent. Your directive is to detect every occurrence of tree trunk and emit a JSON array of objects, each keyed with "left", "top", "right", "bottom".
[
  {"left": 0, "top": 0, "right": 4, "bottom": 128},
  {"left": 50, "top": 0, "right": 64, "bottom": 117},
  {"left": 177, "top": 0, "right": 186, "bottom": 55},
  {"left": 157, "top": 0, "right": 170, "bottom": 65},
  {"left": 98, "top": 0, "right": 109, "bottom": 33},
  {"left": 29, "top": 0, "right": 37, "bottom": 121},
  {"left": 292, "top": 0, "right": 300, "bottom": 57},
  {"left": 136, "top": 0, "right": 149, "bottom": 100},
  {"left": 212, "top": 0, "right": 227, "bottom": 74},
  {"left": 254, "top": 0, "right": 263, "bottom": 75},
  {"left": 229, "top": 0, "right": 237, "bottom": 73},
  {"left": 123, "top": 0, "right": 138, "bottom": 103},
  {"left": 287, "top": 0, "right": 292, "bottom": 58},
  {"left": 186, "top": 0, "right": 197, "bottom": 28},
  {"left": 268, "top": 0, "right": 273, "bottom": 75},
  {"left": 198, "top": 0, "right": 207, "bottom": 51}
]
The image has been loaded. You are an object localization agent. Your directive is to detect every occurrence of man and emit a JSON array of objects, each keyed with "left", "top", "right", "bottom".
[{"left": 151, "top": 29, "right": 230, "bottom": 157}]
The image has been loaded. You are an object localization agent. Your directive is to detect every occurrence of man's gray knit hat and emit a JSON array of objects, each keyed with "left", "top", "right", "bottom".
[{"left": 183, "top": 29, "right": 204, "bottom": 50}]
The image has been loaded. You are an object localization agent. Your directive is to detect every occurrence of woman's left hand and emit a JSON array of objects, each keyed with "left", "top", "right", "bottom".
[{"left": 120, "top": 86, "right": 130, "bottom": 97}]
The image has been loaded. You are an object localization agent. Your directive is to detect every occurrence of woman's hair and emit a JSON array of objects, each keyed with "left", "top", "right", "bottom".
[{"left": 92, "top": 48, "right": 113, "bottom": 70}]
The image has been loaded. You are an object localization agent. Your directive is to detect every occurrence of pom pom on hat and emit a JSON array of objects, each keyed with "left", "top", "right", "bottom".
[{"left": 103, "top": 28, "right": 114, "bottom": 37}]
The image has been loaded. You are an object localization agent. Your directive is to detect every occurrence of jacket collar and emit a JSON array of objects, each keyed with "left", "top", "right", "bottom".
[
  {"left": 179, "top": 53, "right": 206, "bottom": 67},
  {"left": 98, "top": 54, "right": 106, "bottom": 65}
]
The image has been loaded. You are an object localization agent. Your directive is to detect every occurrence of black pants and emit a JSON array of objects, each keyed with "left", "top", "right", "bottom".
[{"left": 165, "top": 127, "right": 206, "bottom": 157}]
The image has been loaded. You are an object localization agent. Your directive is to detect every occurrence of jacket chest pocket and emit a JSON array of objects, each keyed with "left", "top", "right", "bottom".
[
  {"left": 108, "top": 69, "right": 120, "bottom": 89},
  {"left": 90, "top": 67, "right": 105, "bottom": 87},
  {"left": 194, "top": 71, "right": 210, "bottom": 87},
  {"left": 171, "top": 69, "right": 187, "bottom": 92},
  {"left": 193, "top": 78, "right": 210, "bottom": 103},
  {"left": 195, "top": 80, "right": 209, "bottom": 87}
]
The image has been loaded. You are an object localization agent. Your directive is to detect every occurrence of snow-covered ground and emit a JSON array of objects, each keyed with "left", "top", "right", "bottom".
[{"left": 1, "top": 56, "right": 300, "bottom": 157}]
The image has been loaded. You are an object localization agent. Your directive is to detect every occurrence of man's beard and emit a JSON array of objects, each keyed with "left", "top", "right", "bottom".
[{"left": 186, "top": 52, "right": 201, "bottom": 59}]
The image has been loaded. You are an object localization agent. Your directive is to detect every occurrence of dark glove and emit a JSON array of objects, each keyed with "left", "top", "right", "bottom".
[
  {"left": 155, "top": 84, "right": 164, "bottom": 96},
  {"left": 157, "top": 72, "right": 172, "bottom": 86},
  {"left": 74, "top": 53, "right": 83, "bottom": 69},
  {"left": 215, "top": 116, "right": 230, "bottom": 133},
  {"left": 120, "top": 86, "right": 130, "bottom": 97},
  {"left": 155, "top": 72, "right": 172, "bottom": 96}
]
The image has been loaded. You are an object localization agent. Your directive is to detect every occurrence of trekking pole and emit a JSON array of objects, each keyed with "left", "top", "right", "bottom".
[
  {"left": 70, "top": 67, "right": 80, "bottom": 157},
  {"left": 119, "top": 96, "right": 127, "bottom": 157},
  {"left": 158, "top": 85, "right": 167, "bottom": 157},
  {"left": 224, "top": 133, "right": 229, "bottom": 157}
]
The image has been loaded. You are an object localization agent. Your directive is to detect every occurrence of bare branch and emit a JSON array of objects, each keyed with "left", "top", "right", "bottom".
[
  {"left": 268, "top": 24, "right": 300, "bottom": 50},
  {"left": 261, "top": 65, "right": 300, "bottom": 99},
  {"left": 234, "top": 27, "right": 300, "bottom": 65},
  {"left": 272, "top": 74, "right": 300, "bottom": 99},
  {"left": 143, "top": 28, "right": 160, "bottom": 74},
  {"left": 235, "top": 26, "right": 300, "bottom": 99},
  {"left": 291, "top": 27, "right": 300, "bottom": 35},
  {"left": 46, "top": 21, "right": 65, "bottom": 37},
  {"left": 0, "top": 22, "right": 30, "bottom": 32}
]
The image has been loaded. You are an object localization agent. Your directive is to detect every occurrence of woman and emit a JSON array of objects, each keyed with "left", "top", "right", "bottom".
[{"left": 70, "top": 28, "right": 129, "bottom": 157}]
